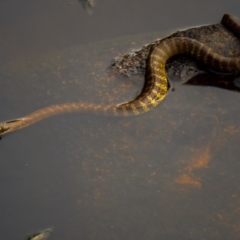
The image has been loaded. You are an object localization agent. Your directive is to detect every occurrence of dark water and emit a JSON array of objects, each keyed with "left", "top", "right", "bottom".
[{"left": 1, "top": 1, "right": 240, "bottom": 240}]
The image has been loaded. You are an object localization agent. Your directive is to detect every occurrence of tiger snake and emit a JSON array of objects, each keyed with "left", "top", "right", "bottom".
[{"left": 0, "top": 14, "right": 240, "bottom": 136}]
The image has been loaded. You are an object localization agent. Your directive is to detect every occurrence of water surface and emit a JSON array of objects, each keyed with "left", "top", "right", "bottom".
[{"left": 0, "top": 1, "right": 240, "bottom": 240}]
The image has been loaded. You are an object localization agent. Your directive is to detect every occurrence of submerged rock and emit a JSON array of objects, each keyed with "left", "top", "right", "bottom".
[{"left": 109, "top": 16, "right": 240, "bottom": 85}]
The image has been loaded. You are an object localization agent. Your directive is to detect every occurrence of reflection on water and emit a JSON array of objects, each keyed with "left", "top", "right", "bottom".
[{"left": 0, "top": 1, "right": 240, "bottom": 240}]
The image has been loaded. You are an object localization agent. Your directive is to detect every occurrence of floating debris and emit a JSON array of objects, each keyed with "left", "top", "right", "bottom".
[
  {"left": 80, "top": 0, "right": 94, "bottom": 14},
  {"left": 27, "top": 227, "right": 54, "bottom": 240},
  {"left": 67, "top": 0, "right": 94, "bottom": 14}
]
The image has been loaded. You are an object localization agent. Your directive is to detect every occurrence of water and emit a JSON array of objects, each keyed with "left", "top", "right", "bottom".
[{"left": 0, "top": 1, "right": 240, "bottom": 240}]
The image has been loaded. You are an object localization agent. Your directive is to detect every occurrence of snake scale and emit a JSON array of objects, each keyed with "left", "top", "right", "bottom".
[{"left": 0, "top": 13, "right": 240, "bottom": 135}]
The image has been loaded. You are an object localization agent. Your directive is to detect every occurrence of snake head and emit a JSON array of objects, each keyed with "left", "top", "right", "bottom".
[
  {"left": 0, "top": 119, "right": 23, "bottom": 135},
  {"left": 0, "top": 123, "right": 11, "bottom": 135}
]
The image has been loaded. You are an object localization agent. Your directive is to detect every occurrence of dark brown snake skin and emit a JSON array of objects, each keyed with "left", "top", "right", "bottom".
[{"left": 0, "top": 13, "right": 240, "bottom": 135}]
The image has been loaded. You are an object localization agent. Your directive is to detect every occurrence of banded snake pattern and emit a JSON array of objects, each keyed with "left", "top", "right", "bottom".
[{"left": 0, "top": 14, "right": 240, "bottom": 135}]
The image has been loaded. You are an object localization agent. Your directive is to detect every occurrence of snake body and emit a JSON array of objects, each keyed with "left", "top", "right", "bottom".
[{"left": 0, "top": 14, "right": 240, "bottom": 135}]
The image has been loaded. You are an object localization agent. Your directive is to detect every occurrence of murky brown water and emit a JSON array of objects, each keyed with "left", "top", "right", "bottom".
[{"left": 0, "top": 1, "right": 240, "bottom": 240}]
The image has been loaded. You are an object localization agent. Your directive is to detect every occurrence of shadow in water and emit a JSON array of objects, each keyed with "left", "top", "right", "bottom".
[{"left": 185, "top": 72, "right": 240, "bottom": 92}]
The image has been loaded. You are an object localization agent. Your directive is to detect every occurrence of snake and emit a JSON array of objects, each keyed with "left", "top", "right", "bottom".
[{"left": 0, "top": 13, "right": 240, "bottom": 136}]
